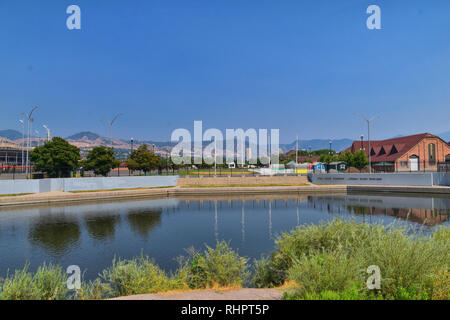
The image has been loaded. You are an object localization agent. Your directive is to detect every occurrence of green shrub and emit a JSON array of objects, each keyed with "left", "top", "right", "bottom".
[
  {"left": 0, "top": 265, "right": 39, "bottom": 300},
  {"left": 0, "top": 263, "right": 68, "bottom": 300},
  {"left": 100, "top": 255, "right": 185, "bottom": 297},
  {"left": 254, "top": 220, "right": 384, "bottom": 287},
  {"left": 33, "top": 263, "right": 69, "bottom": 300},
  {"left": 284, "top": 248, "right": 365, "bottom": 299},
  {"left": 75, "top": 278, "right": 112, "bottom": 300},
  {"left": 183, "top": 241, "right": 249, "bottom": 289},
  {"left": 268, "top": 220, "right": 449, "bottom": 300},
  {"left": 251, "top": 256, "right": 274, "bottom": 288}
]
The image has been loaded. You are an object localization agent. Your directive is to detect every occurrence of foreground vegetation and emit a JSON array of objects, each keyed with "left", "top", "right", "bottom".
[
  {"left": 0, "top": 220, "right": 448, "bottom": 300},
  {"left": 252, "top": 220, "right": 449, "bottom": 300}
]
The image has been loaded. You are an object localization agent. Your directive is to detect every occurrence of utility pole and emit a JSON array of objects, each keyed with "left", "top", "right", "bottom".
[{"left": 355, "top": 114, "right": 380, "bottom": 174}]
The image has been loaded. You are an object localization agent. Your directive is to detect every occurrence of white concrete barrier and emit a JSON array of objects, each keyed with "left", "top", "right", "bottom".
[
  {"left": 0, "top": 176, "right": 179, "bottom": 195},
  {"left": 309, "top": 173, "right": 437, "bottom": 186}
]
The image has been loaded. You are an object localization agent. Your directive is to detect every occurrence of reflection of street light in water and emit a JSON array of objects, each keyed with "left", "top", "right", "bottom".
[
  {"left": 241, "top": 200, "right": 245, "bottom": 243},
  {"left": 296, "top": 198, "right": 300, "bottom": 225},
  {"left": 214, "top": 200, "right": 218, "bottom": 242},
  {"left": 269, "top": 200, "right": 272, "bottom": 239}
]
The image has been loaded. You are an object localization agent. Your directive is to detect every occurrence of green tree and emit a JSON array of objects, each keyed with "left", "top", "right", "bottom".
[
  {"left": 318, "top": 154, "right": 338, "bottom": 164},
  {"left": 352, "top": 150, "right": 369, "bottom": 171},
  {"left": 338, "top": 151, "right": 354, "bottom": 167},
  {"left": 30, "top": 137, "right": 81, "bottom": 177},
  {"left": 126, "top": 144, "right": 160, "bottom": 175},
  {"left": 84, "top": 146, "right": 117, "bottom": 177},
  {"left": 312, "top": 149, "right": 336, "bottom": 156}
]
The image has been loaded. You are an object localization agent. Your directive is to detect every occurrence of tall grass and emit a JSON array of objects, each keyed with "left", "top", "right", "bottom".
[{"left": 252, "top": 220, "right": 450, "bottom": 300}]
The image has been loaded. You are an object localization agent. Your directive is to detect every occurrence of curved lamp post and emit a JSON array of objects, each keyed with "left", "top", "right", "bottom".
[
  {"left": 102, "top": 113, "right": 124, "bottom": 149},
  {"left": 21, "top": 106, "right": 38, "bottom": 178}
]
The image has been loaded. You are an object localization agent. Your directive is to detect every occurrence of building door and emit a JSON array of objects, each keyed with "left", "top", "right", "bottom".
[{"left": 409, "top": 155, "right": 419, "bottom": 171}]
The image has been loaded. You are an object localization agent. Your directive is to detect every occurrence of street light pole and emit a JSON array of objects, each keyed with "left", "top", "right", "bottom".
[
  {"left": 102, "top": 113, "right": 124, "bottom": 149},
  {"left": 19, "top": 119, "right": 24, "bottom": 170},
  {"left": 296, "top": 135, "right": 298, "bottom": 165},
  {"left": 22, "top": 106, "right": 38, "bottom": 178},
  {"left": 130, "top": 138, "right": 134, "bottom": 154},
  {"left": 43, "top": 125, "right": 51, "bottom": 142},
  {"left": 355, "top": 114, "right": 380, "bottom": 174},
  {"left": 35, "top": 130, "right": 40, "bottom": 147},
  {"left": 214, "top": 138, "right": 217, "bottom": 176}
]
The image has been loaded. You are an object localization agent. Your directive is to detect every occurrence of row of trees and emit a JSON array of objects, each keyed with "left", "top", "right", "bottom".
[{"left": 29, "top": 137, "right": 166, "bottom": 178}]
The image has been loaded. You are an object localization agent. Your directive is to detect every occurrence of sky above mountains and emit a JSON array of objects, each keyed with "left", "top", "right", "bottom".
[{"left": 1, "top": 1, "right": 450, "bottom": 143}]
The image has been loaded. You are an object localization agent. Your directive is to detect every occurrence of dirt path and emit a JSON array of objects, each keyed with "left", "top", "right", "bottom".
[{"left": 112, "top": 288, "right": 283, "bottom": 300}]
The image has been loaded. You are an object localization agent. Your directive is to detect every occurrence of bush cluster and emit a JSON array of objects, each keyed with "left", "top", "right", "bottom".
[{"left": 251, "top": 220, "right": 450, "bottom": 300}]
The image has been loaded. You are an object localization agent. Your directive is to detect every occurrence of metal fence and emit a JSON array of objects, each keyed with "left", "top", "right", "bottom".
[
  {"left": 0, "top": 164, "right": 307, "bottom": 180},
  {"left": 438, "top": 162, "right": 450, "bottom": 172}
]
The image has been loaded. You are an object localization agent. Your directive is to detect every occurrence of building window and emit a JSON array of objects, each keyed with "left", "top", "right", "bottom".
[
  {"left": 400, "top": 161, "right": 408, "bottom": 167},
  {"left": 428, "top": 143, "right": 436, "bottom": 165}
]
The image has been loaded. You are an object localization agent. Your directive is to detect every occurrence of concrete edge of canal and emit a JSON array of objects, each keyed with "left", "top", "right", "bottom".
[{"left": 0, "top": 184, "right": 449, "bottom": 208}]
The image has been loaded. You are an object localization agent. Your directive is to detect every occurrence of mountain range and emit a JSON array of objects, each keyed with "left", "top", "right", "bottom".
[{"left": 1, "top": 129, "right": 449, "bottom": 154}]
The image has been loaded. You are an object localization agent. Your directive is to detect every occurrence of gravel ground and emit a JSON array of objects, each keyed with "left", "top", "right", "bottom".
[{"left": 112, "top": 288, "right": 283, "bottom": 300}]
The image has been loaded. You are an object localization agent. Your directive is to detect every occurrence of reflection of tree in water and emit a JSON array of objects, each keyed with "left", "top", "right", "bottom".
[
  {"left": 126, "top": 209, "right": 162, "bottom": 239},
  {"left": 28, "top": 215, "right": 81, "bottom": 256},
  {"left": 346, "top": 206, "right": 369, "bottom": 215},
  {"left": 84, "top": 212, "right": 121, "bottom": 242}
]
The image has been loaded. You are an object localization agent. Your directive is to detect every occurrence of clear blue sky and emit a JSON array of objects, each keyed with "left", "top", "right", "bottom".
[{"left": 1, "top": 0, "right": 450, "bottom": 143}]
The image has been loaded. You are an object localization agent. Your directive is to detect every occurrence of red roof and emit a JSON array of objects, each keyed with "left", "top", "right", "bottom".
[{"left": 343, "top": 133, "right": 446, "bottom": 163}]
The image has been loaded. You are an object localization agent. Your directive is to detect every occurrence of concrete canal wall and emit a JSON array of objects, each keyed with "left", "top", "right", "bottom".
[
  {"left": 0, "top": 176, "right": 179, "bottom": 195},
  {"left": 308, "top": 173, "right": 450, "bottom": 187},
  {"left": 178, "top": 175, "right": 309, "bottom": 186}
]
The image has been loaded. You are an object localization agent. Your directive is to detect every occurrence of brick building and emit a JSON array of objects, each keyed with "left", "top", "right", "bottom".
[{"left": 344, "top": 133, "right": 450, "bottom": 172}]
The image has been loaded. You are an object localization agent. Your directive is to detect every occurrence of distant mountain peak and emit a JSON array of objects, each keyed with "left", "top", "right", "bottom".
[
  {"left": 0, "top": 129, "right": 23, "bottom": 140},
  {"left": 66, "top": 131, "right": 101, "bottom": 141}
]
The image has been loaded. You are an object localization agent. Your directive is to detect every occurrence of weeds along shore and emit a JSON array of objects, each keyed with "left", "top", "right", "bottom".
[{"left": 0, "top": 219, "right": 448, "bottom": 300}]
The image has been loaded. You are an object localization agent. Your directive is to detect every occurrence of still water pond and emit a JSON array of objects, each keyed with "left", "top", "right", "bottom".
[{"left": 0, "top": 193, "right": 449, "bottom": 279}]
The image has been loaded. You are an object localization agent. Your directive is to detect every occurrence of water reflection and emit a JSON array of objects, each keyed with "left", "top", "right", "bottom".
[
  {"left": 307, "top": 194, "right": 450, "bottom": 226},
  {"left": 0, "top": 193, "right": 448, "bottom": 280},
  {"left": 126, "top": 209, "right": 162, "bottom": 239},
  {"left": 28, "top": 209, "right": 81, "bottom": 256},
  {"left": 84, "top": 213, "right": 121, "bottom": 242}
]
